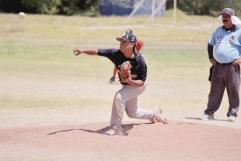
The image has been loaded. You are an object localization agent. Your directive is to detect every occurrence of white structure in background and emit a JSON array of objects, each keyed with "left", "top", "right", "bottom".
[
  {"left": 126, "top": 0, "right": 177, "bottom": 24},
  {"left": 173, "top": 0, "right": 177, "bottom": 24},
  {"left": 126, "top": 0, "right": 167, "bottom": 22}
]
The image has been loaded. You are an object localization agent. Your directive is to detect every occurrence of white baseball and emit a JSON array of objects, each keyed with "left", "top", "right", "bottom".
[{"left": 18, "top": 12, "right": 26, "bottom": 18}]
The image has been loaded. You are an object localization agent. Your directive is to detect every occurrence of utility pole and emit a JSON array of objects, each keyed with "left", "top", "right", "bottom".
[{"left": 173, "top": 0, "right": 177, "bottom": 25}]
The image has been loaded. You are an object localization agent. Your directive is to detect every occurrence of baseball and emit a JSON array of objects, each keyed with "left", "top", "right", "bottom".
[{"left": 18, "top": 12, "right": 26, "bottom": 18}]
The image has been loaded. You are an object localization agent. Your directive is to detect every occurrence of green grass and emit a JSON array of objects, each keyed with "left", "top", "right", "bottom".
[{"left": 0, "top": 10, "right": 216, "bottom": 109}]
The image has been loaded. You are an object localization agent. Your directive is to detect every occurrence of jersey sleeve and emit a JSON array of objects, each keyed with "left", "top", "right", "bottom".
[
  {"left": 98, "top": 48, "right": 118, "bottom": 60},
  {"left": 98, "top": 49, "right": 112, "bottom": 56},
  {"left": 98, "top": 48, "right": 118, "bottom": 56},
  {"left": 208, "top": 30, "right": 216, "bottom": 46},
  {"left": 230, "top": 30, "right": 241, "bottom": 53},
  {"left": 237, "top": 30, "right": 241, "bottom": 46},
  {"left": 237, "top": 30, "right": 241, "bottom": 55}
]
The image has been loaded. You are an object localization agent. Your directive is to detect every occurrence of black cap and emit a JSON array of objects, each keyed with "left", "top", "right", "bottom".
[{"left": 116, "top": 29, "right": 137, "bottom": 43}]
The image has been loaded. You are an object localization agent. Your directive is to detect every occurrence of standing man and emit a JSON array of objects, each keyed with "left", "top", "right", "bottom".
[
  {"left": 202, "top": 8, "right": 241, "bottom": 122},
  {"left": 73, "top": 30, "right": 168, "bottom": 136}
]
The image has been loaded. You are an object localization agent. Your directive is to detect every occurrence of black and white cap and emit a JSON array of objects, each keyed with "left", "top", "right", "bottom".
[{"left": 116, "top": 29, "right": 137, "bottom": 43}]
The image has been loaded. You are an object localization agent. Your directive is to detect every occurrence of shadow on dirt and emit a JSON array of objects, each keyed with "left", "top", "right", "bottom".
[
  {"left": 47, "top": 122, "right": 152, "bottom": 136},
  {"left": 185, "top": 116, "right": 228, "bottom": 122}
]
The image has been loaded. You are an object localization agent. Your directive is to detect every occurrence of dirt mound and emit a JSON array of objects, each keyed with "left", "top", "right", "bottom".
[{"left": 1, "top": 121, "right": 241, "bottom": 161}]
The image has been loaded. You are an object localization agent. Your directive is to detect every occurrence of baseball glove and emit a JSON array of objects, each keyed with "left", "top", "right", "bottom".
[{"left": 119, "top": 61, "right": 132, "bottom": 81}]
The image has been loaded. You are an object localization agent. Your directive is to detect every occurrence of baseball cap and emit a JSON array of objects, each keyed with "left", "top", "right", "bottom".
[
  {"left": 217, "top": 8, "right": 241, "bottom": 26},
  {"left": 220, "top": 8, "right": 235, "bottom": 16},
  {"left": 116, "top": 29, "right": 137, "bottom": 43}
]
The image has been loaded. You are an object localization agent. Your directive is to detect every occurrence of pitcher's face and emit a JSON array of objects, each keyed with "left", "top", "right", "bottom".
[{"left": 120, "top": 40, "right": 134, "bottom": 56}]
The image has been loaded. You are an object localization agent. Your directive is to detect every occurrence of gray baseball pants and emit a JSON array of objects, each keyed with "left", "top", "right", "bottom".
[
  {"left": 205, "top": 63, "right": 240, "bottom": 117},
  {"left": 110, "top": 83, "right": 157, "bottom": 128}
]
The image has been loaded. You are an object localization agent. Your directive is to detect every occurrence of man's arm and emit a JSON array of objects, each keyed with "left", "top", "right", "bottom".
[
  {"left": 231, "top": 32, "right": 241, "bottom": 65},
  {"left": 208, "top": 44, "right": 216, "bottom": 65},
  {"left": 207, "top": 44, "right": 213, "bottom": 59},
  {"left": 122, "top": 78, "right": 144, "bottom": 87},
  {"left": 73, "top": 48, "right": 98, "bottom": 56}
]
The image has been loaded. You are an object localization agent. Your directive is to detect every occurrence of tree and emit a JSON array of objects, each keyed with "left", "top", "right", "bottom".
[
  {"left": 0, "top": 0, "right": 99, "bottom": 15},
  {"left": 21, "top": 0, "right": 61, "bottom": 14},
  {"left": 58, "top": 0, "right": 99, "bottom": 15},
  {"left": 166, "top": 0, "right": 241, "bottom": 16},
  {"left": 0, "top": 0, "right": 24, "bottom": 13}
]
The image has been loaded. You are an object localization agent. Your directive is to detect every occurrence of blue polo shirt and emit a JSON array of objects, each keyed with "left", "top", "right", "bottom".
[{"left": 208, "top": 26, "right": 241, "bottom": 63}]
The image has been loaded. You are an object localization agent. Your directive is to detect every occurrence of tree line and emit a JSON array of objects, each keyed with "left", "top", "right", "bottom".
[
  {"left": 0, "top": 0, "right": 99, "bottom": 16},
  {"left": 0, "top": 0, "right": 240, "bottom": 16},
  {"left": 166, "top": 0, "right": 241, "bottom": 16}
]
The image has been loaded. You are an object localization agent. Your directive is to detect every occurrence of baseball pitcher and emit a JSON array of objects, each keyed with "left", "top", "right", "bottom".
[{"left": 73, "top": 30, "right": 168, "bottom": 136}]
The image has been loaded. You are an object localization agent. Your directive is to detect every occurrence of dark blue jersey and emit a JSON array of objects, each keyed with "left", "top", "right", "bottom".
[{"left": 98, "top": 48, "right": 147, "bottom": 82}]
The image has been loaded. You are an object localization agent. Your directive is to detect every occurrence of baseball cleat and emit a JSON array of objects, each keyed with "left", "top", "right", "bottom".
[
  {"left": 227, "top": 115, "right": 236, "bottom": 122},
  {"left": 104, "top": 126, "right": 127, "bottom": 136},
  {"left": 201, "top": 114, "right": 215, "bottom": 120},
  {"left": 153, "top": 107, "right": 168, "bottom": 124}
]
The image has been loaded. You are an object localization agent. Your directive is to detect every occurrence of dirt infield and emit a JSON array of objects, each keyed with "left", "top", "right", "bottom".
[
  {"left": 1, "top": 73, "right": 241, "bottom": 161},
  {"left": 1, "top": 121, "right": 241, "bottom": 161}
]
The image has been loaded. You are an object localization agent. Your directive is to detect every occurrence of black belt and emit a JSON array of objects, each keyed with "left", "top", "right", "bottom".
[{"left": 216, "top": 62, "right": 233, "bottom": 66}]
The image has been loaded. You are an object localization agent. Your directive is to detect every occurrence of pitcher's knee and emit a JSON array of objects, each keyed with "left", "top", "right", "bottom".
[
  {"left": 126, "top": 112, "right": 137, "bottom": 118},
  {"left": 114, "top": 93, "right": 124, "bottom": 105}
]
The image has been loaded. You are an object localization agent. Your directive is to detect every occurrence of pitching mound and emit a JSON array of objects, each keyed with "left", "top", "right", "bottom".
[{"left": 1, "top": 121, "right": 241, "bottom": 161}]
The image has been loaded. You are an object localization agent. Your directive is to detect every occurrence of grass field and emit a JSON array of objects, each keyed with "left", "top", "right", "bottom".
[{"left": 0, "top": 10, "right": 233, "bottom": 121}]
